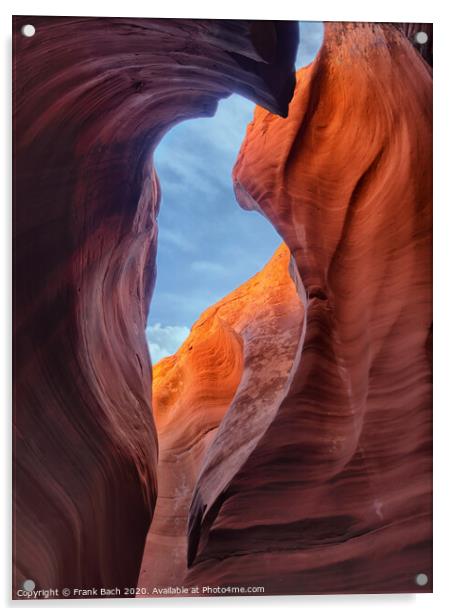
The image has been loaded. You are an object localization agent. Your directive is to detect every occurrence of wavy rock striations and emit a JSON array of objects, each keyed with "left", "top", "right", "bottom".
[
  {"left": 12, "top": 16, "right": 298, "bottom": 593},
  {"left": 187, "top": 23, "right": 432, "bottom": 594},
  {"left": 139, "top": 244, "right": 303, "bottom": 592},
  {"left": 13, "top": 17, "right": 431, "bottom": 597}
]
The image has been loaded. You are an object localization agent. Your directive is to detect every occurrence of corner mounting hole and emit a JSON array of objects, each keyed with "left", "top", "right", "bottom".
[
  {"left": 415, "top": 573, "right": 428, "bottom": 587},
  {"left": 21, "top": 24, "right": 36, "bottom": 38},
  {"left": 415, "top": 31, "right": 428, "bottom": 45},
  {"left": 22, "top": 579, "right": 35, "bottom": 591}
]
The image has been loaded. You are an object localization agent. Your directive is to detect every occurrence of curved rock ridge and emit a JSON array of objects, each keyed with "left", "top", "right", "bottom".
[
  {"left": 139, "top": 243, "right": 304, "bottom": 591},
  {"left": 187, "top": 22, "right": 432, "bottom": 594},
  {"left": 138, "top": 314, "right": 244, "bottom": 590},
  {"left": 12, "top": 16, "right": 298, "bottom": 593}
]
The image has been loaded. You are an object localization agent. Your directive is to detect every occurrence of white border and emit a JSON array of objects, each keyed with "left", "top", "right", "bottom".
[{"left": 2, "top": 1, "right": 450, "bottom": 614}]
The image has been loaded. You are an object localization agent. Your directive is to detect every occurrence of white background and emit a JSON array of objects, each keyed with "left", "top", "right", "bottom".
[{"left": 1, "top": 0, "right": 449, "bottom": 613}]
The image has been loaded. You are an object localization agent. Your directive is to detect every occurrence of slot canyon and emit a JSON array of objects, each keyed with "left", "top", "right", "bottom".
[{"left": 13, "top": 17, "right": 432, "bottom": 596}]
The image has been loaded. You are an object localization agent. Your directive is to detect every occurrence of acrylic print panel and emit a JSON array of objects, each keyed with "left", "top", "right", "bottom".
[{"left": 12, "top": 16, "right": 432, "bottom": 600}]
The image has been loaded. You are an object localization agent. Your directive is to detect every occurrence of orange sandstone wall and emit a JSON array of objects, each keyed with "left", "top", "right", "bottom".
[
  {"left": 139, "top": 244, "right": 304, "bottom": 591},
  {"left": 187, "top": 22, "right": 432, "bottom": 594}
]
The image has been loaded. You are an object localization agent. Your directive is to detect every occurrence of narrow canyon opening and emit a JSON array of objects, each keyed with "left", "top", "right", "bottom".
[
  {"left": 146, "top": 21, "right": 324, "bottom": 363},
  {"left": 139, "top": 22, "right": 324, "bottom": 591},
  {"left": 145, "top": 94, "right": 281, "bottom": 363},
  {"left": 140, "top": 94, "right": 283, "bottom": 591}
]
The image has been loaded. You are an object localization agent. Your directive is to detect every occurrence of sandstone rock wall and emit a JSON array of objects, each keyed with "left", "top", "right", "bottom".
[
  {"left": 13, "top": 17, "right": 432, "bottom": 596},
  {"left": 12, "top": 16, "right": 298, "bottom": 592},
  {"left": 139, "top": 244, "right": 303, "bottom": 591},
  {"left": 187, "top": 22, "right": 432, "bottom": 593}
]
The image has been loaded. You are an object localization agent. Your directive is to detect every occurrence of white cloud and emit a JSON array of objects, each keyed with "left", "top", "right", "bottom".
[{"left": 146, "top": 323, "right": 190, "bottom": 364}]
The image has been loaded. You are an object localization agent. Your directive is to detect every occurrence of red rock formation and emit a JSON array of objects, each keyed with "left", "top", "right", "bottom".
[
  {"left": 13, "top": 17, "right": 432, "bottom": 598},
  {"left": 187, "top": 22, "right": 432, "bottom": 594},
  {"left": 138, "top": 244, "right": 304, "bottom": 592},
  {"left": 12, "top": 16, "right": 298, "bottom": 594}
]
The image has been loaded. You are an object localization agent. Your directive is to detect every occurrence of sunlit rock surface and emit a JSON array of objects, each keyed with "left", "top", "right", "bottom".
[
  {"left": 139, "top": 244, "right": 303, "bottom": 592},
  {"left": 12, "top": 16, "right": 298, "bottom": 593},
  {"left": 186, "top": 22, "right": 432, "bottom": 594}
]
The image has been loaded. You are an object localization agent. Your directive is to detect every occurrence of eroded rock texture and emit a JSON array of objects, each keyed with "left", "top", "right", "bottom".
[
  {"left": 12, "top": 16, "right": 298, "bottom": 593},
  {"left": 187, "top": 23, "right": 432, "bottom": 594},
  {"left": 139, "top": 245, "right": 304, "bottom": 591},
  {"left": 13, "top": 17, "right": 432, "bottom": 597}
]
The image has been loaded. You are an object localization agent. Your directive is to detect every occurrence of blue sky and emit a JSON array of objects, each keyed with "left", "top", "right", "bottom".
[{"left": 147, "top": 22, "right": 324, "bottom": 363}]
